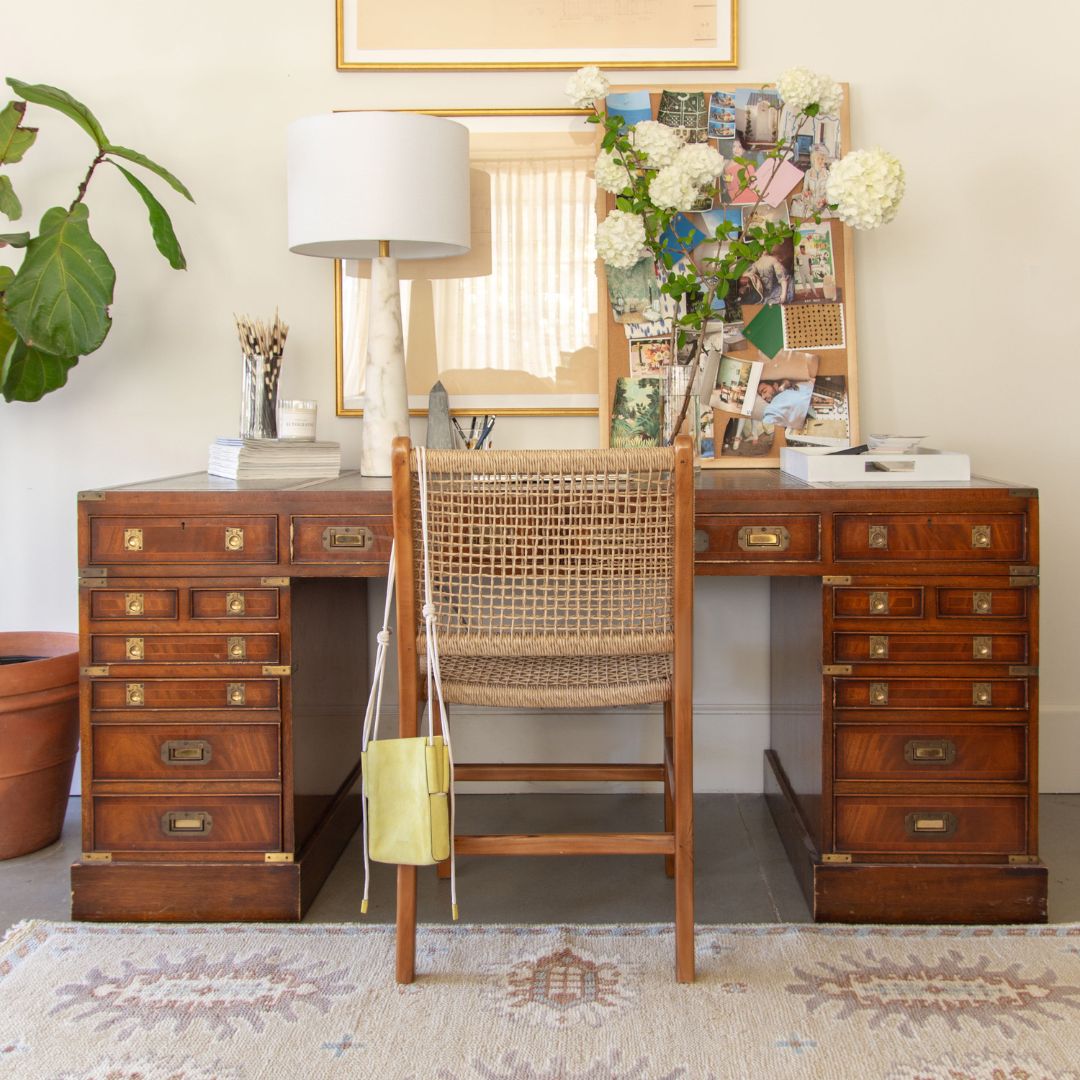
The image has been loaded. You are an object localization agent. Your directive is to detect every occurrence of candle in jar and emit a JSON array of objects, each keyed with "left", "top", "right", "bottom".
[{"left": 277, "top": 399, "right": 317, "bottom": 440}]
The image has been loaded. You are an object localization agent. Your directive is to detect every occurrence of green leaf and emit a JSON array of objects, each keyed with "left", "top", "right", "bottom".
[
  {"left": 0, "top": 265, "right": 14, "bottom": 290},
  {"left": 4, "top": 203, "right": 115, "bottom": 357},
  {"left": 0, "top": 231, "right": 30, "bottom": 247},
  {"left": 109, "top": 161, "right": 186, "bottom": 269},
  {"left": 0, "top": 335, "right": 79, "bottom": 402},
  {"left": 0, "top": 306, "right": 16, "bottom": 360},
  {"left": 5, "top": 78, "right": 107, "bottom": 148},
  {"left": 0, "top": 175, "right": 20, "bottom": 220},
  {"left": 0, "top": 100, "right": 37, "bottom": 164},
  {"left": 104, "top": 144, "right": 193, "bottom": 202}
]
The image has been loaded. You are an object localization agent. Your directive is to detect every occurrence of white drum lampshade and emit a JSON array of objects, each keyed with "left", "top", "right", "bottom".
[{"left": 287, "top": 112, "right": 471, "bottom": 474}]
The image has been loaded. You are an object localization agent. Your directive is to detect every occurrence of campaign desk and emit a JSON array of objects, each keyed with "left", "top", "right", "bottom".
[{"left": 71, "top": 469, "right": 1045, "bottom": 924}]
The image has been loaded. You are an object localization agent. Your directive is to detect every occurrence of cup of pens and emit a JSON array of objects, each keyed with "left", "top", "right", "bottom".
[{"left": 454, "top": 414, "right": 496, "bottom": 450}]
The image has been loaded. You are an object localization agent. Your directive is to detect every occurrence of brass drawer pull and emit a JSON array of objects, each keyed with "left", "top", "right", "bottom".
[
  {"left": 125, "top": 592, "right": 145, "bottom": 616},
  {"left": 123, "top": 528, "right": 143, "bottom": 551},
  {"left": 227, "top": 636, "right": 247, "bottom": 660},
  {"left": 125, "top": 682, "right": 145, "bottom": 706},
  {"left": 972, "top": 525, "right": 992, "bottom": 549},
  {"left": 322, "top": 525, "right": 375, "bottom": 551},
  {"left": 737, "top": 525, "right": 790, "bottom": 551},
  {"left": 869, "top": 682, "right": 889, "bottom": 706},
  {"left": 973, "top": 636, "right": 993, "bottom": 660},
  {"left": 225, "top": 527, "right": 245, "bottom": 552},
  {"left": 226, "top": 682, "right": 247, "bottom": 706},
  {"left": 694, "top": 529, "right": 709, "bottom": 553},
  {"left": 161, "top": 810, "right": 213, "bottom": 836},
  {"left": 869, "top": 635, "right": 889, "bottom": 659},
  {"left": 161, "top": 739, "right": 212, "bottom": 765},
  {"left": 125, "top": 637, "right": 145, "bottom": 660},
  {"left": 973, "top": 591, "right": 993, "bottom": 615},
  {"left": 869, "top": 591, "right": 889, "bottom": 615},
  {"left": 904, "top": 738, "right": 956, "bottom": 765},
  {"left": 905, "top": 811, "right": 957, "bottom": 837},
  {"left": 973, "top": 682, "right": 992, "bottom": 707},
  {"left": 226, "top": 591, "right": 246, "bottom": 615},
  {"left": 868, "top": 524, "right": 889, "bottom": 550}
]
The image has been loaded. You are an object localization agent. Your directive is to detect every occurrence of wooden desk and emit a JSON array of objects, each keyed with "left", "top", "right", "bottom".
[{"left": 71, "top": 470, "right": 1045, "bottom": 923}]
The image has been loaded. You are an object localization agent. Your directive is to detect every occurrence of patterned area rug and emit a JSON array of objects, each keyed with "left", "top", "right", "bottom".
[{"left": 2, "top": 921, "right": 1080, "bottom": 1079}]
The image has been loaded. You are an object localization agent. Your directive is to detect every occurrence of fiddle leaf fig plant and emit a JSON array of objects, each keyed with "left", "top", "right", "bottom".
[{"left": 0, "top": 78, "right": 193, "bottom": 402}]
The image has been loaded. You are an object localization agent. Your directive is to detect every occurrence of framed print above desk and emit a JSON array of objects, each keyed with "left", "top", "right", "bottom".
[{"left": 335, "top": 0, "right": 738, "bottom": 71}]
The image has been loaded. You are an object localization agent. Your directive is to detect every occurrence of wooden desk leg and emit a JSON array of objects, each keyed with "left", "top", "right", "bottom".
[
  {"left": 663, "top": 699, "right": 675, "bottom": 879},
  {"left": 396, "top": 864, "right": 417, "bottom": 984}
]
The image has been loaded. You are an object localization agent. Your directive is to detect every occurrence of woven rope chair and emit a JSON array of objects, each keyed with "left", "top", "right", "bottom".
[{"left": 390, "top": 435, "right": 695, "bottom": 982}]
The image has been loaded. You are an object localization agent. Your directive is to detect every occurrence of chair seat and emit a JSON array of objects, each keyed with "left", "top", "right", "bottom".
[{"left": 439, "top": 652, "right": 673, "bottom": 708}]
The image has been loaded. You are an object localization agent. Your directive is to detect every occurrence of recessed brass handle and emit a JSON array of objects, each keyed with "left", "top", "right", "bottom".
[
  {"left": 160, "top": 810, "right": 213, "bottom": 836},
  {"left": 161, "top": 739, "right": 212, "bottom": 765},
  {"left": 125, "top": 637, "right": 145, "bottom": 661},
  {"left": 973, "top": 591, "right": 993, "bottom": 615},
  {"left": 869, "top": 681, "right": 889, "bottom": 706},
  {"left": 904, "top": 738, "right": 956, "bottom": 765},
  {"left": 737, "top": 525, "right": 790, "bottom": 551},
  {"left": 905, "top": 811, "right": 957, "bottom": 837},
  {"left": 694, "top": 529, "right": 709, "bottom": 553},
  {"left": 123, "top": 528, "right": 143, "bottom": 551},
  {"left": 227, "top": 636, "right": 247, "bottom": 660},
  {"left": 868, "top": 525, "right": 889, "bottom": 550},
  {"left": 322, "top": 526, "right": 375, "bottom": 551},
  {"left": 972, "top": 525, "right": 992, "bottom": 549},
  {"left": 973, "top": 636, "right": 993, "bottom": 660},
  {"left": 869, "top": 635, "right": 889, "bottom": 659},
  {"left": 227, "top": 682, "right": 246, "bottom": 706},
  {"left": 973, "top": 682, "right": 992, "bottom": 706},
  {"left": 869, "top": 591, "right": 889, "bottom": 615},
  {"left": 226, "top": 592, "right": 246, "bottom": 615},
  {"left": 225, "top": 527, "right": 245, "bottom": 552},
  {"left": 125, "top": 592, "right": 145, "bottom": 616},
  {"left": 125, "top": 682, "right": 145, "bottom": 706}
]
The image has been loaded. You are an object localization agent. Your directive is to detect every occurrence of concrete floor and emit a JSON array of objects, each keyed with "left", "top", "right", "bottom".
[{"left": 3, "top": 794, "right": 1080, "bottom": 935}]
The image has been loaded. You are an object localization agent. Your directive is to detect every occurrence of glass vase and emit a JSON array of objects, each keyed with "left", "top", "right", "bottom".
[{"left": 239, "top": 353, "right": 278, "bottom": 439}]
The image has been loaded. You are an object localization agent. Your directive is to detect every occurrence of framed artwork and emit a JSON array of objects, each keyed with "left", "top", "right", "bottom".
[
  {"left": 335, "top": 110, "right": 602, "bottom": 418},
  {"left": 598, "top": 83, "right": 860, "bottom": 469},
  {"left": 335, "top": 0, "right": 738, "bottom": 71}
]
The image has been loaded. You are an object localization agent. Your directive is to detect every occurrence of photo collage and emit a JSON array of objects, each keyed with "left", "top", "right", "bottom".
[{"left": 604, "top": 85, "right": 856, "bottom": 464}]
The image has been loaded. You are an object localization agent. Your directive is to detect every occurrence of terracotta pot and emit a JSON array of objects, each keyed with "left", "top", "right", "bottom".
[{"left": 0, "top": 632, "right": 80, "bottom": 860}]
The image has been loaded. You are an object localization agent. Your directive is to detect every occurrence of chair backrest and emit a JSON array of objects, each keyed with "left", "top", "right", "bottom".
[{"left": 391, "top": 438, "right": 694, "bottom": 660}]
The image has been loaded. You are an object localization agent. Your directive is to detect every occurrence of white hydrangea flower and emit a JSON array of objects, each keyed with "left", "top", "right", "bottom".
[
  {"left": 777, "top": 67, "right": 844, "bottom": 117},
  {"left": 628, "top": 120, "right": 682, "bottom": 167},
  {"left": 594, "top": 149, "right": 631, "bottom": 194},
  {"left": 565, "top": 65, "right": 610, "bottom": 109},
  {"left": 595, "top": 209, "right": 650, "bottom": 269},
  {"left": 648, "top": 164, "right": 701, "bottom": 211},
  {"left": 826, "top": 147, "right": 906, "bottom": 229},
  {"left": 672, "top": 142, "right": 725, "bottom": 186}
]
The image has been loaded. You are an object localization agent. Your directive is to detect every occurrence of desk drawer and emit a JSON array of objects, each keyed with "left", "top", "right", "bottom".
[
  {"left": 91, "top": 633, "right": 280, "bottom": 666},
  {"left": 91, "top": 678, "right": 281, "bottom": 711},
  {"left": 89, "top": 589, "right": 179, "bottom": 621},
  {"left": 832, "top": 632, "right": 1027, "bottom": 666},
  {"left": 936, "top": 587, "right": 1031, "bottom": 619},
  {"left": 92, "top": 794, "right": 281, "bottom": 851},
  {"left": 833, "top": 678, "right": 1029, "bottom": 711},
  {"left": 90, "top": 516, "right": 278, "bottom": 565},
  {"left": 834, "top": 514, "right": 1026, "bottom": 562},
  {"left": 834, "top": 795, "right": 1027, "bottom": 855},
  {"left": 290, "top": 516, "right": 392, "bottom": 565},
  {"left": 92, "top": 723, "right": 281, "bottom": 780},
  {"left": 190, "top": 588, "right": 281, "bottom": 620},
  {"left": 832, "top": 587, "right": 924, "bottom": 619},
  {"left": 834, "top": 724, "right": 1027, "bottom": 782},
  {"left": 694, "top": 514, "right": 820, "bottom": 563}
]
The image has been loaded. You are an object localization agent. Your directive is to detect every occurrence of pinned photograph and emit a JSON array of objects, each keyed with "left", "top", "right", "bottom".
[
  {"left": 606, "top": 256, "right": 663, "bottom": 323},
  {"left": 753, "top": 376, "right": 815, "bottom": 430},
  {"left": 721, "top": 416, "right": 776, "bottom": 456},
  {"left": 629, "top": 335, "right": 674, "bottom": 376},
  {"left": 659, "top": 214, "right": 707, "bottom": 261},
  {"left": 610, "top": 377, "right": 662, "bottom": 448},
  {"left": 733, "top": 89, "right": 782, "bottom": 150},
  {"left": 708, "top": 91, "right": 736, "bottom": 140},
  {"left": 790, "top": 142, "right": 835, "bottom": 219},
  {"left": 781, "top": 302, "right": 846, "bottom": 350},
  {"left": 738, "top": 239, "right": 796, "bottom": 305},
  {"left": 710, "top": 355, "right": 762, "bottom": 418},
  {"left": 658, "top": 90, "right": 708, "bottom": 143},
  {"left": 605, "top": 90, "right": 653, "bottom": 129},
  {"left": 787, "top": 375, "right": 851, "bottom": 446},
  {"left": 793, "top": 222, "right": 838, "bottom": 303}
]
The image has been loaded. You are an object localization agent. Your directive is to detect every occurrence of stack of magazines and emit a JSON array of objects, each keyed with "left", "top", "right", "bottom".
[{"left": 208, "top": 438, "right": 342, "bottom": 481}]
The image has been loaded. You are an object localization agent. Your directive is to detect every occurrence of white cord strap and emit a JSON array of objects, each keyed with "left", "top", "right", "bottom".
[{"left": 417, "top": 446, "right": 458, "bottom": 919}]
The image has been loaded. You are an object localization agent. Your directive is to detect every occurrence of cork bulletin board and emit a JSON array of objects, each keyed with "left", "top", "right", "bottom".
[{"left": 599, "top": 84, "right": 860, "bottom": 468}]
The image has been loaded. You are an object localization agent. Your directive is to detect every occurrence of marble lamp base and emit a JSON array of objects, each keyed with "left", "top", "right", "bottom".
[{"left": 360, "top": 256, "right": 410, "bottom": 476}]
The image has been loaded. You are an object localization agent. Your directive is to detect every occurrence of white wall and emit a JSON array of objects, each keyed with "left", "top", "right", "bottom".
[{"left": 2, "top": 1, "right": 1076, "bottom": 790}]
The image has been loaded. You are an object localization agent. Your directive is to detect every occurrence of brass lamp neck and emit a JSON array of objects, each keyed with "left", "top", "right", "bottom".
[{"left": 378, "top": 239, "right": 390, "bottom": 258}]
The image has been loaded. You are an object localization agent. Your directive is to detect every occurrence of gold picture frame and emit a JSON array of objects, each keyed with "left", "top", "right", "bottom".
[{"left": 335, "top": 0, "right": 738, "bottom": 71}]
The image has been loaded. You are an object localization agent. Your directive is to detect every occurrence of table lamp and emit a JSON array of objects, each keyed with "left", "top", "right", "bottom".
[{"left": 287, "top": 112, "right": 471, "bottom": 475}]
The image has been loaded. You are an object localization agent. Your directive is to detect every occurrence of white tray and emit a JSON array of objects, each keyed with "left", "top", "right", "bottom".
[{"left": 781, "top": 446, "right": 971, "bottom": 483}]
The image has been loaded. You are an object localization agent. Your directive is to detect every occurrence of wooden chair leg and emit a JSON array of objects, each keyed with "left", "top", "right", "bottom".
[
  {"left": 663, "top": 699, "right": 674, "bottom": 878},
  {"left": 673, "top": 692, "right": 694, "bottom": 982},
  {"left": 396, "top": 864, "right": 417, "bottom": 984}
]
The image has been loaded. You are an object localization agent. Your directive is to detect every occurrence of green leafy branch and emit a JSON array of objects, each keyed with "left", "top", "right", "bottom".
[{"left": 0, "top": 78, "right": 193, "bottom": 402}]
